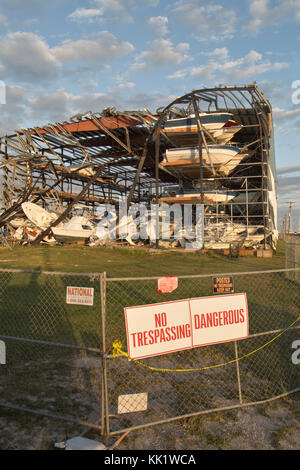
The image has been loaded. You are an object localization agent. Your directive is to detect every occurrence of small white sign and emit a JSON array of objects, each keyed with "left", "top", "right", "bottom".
[
  {"left": 66, "top": 286, "right": 94, "bottom": 306},
  {"left": 0, "top": 340, "right": 6, "bottom": 365},
  {"left": 118, "top": 393, "right": 148, "bottom": 414},
  {"left": 124, "top": 293, "right": 248, "bottom": 359}
]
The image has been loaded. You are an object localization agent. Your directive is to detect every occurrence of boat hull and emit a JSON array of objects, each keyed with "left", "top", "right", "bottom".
[
  {"left": 161, "top": 190, "right": 238, "bottom": 204},
  {"left": 21, "top": 202, "right": 57, "bottom": 230},
  {"left": 52, "top": 227, "right": 94, "bottom": 242},
  {"left": 165, "top": 145, "right": 240, "bottom": 165},
  {"left": 163, "top": 113, "right": 233, "bottom": 134}
]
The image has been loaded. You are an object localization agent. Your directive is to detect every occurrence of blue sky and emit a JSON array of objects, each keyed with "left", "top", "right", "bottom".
[{"left": 0, "top": 0, "right": 300, "bottom": 227}]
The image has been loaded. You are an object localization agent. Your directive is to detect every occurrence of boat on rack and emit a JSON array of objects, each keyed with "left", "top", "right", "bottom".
[
  {"left": 163, "top": 113, "right": 242, "bottom": 144},
  {"left": 161, "top": 145, "right": 248, "bottom": 177},
  {"left": 161, "top": 189, "right": 238, "bottom": 204},
  {"left": 163, "top": 113, "right": 233, "bottom": 134},
  {"left": 164, "top": 145, "right": 240, "bottom": 164},
  {"left": 211, "top": 121, "right": 243, "bottom": 144}
]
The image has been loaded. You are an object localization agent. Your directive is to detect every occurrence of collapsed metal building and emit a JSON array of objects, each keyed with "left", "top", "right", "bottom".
[{"left": 0, "top": 83, "right": 278, "bottom": 253}]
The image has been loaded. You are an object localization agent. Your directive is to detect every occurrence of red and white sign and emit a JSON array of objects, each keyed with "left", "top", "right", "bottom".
[
  {"left": 158, "top": 276, "right": 178, "bottom": 293},
  {"left": 190, "top": 294, "right": 248, "bottom": 348},
  {"left": 66, "top": 286, "right": 94, "bottom": 306},
  {"left": 124, "top": 293, "right": 248, "bottom": 359}
]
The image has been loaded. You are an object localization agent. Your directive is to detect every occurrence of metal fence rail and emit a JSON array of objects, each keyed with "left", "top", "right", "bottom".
[{"left": 0, "top": 267, "right": 299, "bottom": 438}]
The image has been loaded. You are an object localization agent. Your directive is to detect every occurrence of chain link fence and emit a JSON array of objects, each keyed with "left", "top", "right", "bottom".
[
  {"left": 285, "top": 234, "right": 300, "bottom": 282},
  {"left": 105, "top": 269, "right": 300, "bottom": 436},
  {"left": 0, "top": 269, "right": 104, "bottom": 431},
  {"left": 0, "top": 268, "right": 299, "bottom": 438}
]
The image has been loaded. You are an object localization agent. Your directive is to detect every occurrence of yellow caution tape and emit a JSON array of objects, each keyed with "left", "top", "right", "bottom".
[{"left": 112, "top": 316, "right": 300, "bottom": 372}]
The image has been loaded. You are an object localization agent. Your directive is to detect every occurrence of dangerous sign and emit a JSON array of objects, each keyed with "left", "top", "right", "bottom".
[
  {"left": 66, "top": 286, "right": 94, "bottom": 306},
  {"left": 124, "top": 293, "right": 248, "bottom": 359}
]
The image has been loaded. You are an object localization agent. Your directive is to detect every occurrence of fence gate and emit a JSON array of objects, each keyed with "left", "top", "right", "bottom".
[{"left": 103, "top": 269, "right": 300, "bottom": 437}]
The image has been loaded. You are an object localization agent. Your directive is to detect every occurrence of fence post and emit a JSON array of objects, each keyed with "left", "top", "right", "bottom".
[
  {"left": 234, "top": 341, "right": 243, "bottom": 405},
  {"left": 100, "top": 271, "right": 110, "bottom": 437}
]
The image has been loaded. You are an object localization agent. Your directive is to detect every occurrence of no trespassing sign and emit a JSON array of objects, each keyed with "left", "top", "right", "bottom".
[{"left": 124, "top": 293, "right": 248, "bottom": 360}]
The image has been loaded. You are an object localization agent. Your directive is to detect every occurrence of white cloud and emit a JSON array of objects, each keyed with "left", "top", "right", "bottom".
[
  {"left": 277, "top": 164, "right": 300, "bottom": 175},
  {"left": 245, "top": 0, "right": 300, "bottom": 35},
  {"left": 68, "top": 0, "right": 160, "bottom": 24},
  {"left": 6, "top": 85, "right": 28, "bottom": 104},
  {"left": 147, "top": 16, "right": 169, "bottom": 36},
  {"left": 220, "top": 50, "right": 288, "bottom": 79},
  {"left": 0, "top": 32, "right": 60, "bottom": 83},
  {"left": 208, "top": 47, "right": 229, "bottom": 61},
  {"left": 132, "top": 38, "right": 190, "bottom": 70},
  {"left": 273, "top": 107, "right": 300, "bottom": 123},
  {"left": 68, "top": 8, "right": 104, "bottom": 23},
  {"left": 25, "top": 86, "right": 169, "bottom": 128},
  {"left": 52, "top": 31, "right": 135, "bottom": 65},
  {"left": 0, "top": 30, "right": 135, "bottom": 85},
  {"left": 167, "top": 69, "right": 187, "bottom": 79},
  {"left": 190, "top": 62, "right": 218, "bottom": 80},
  {"left": 113, "top": 82, "right": 135, "bottom": 90},
  {"left": 259, "top": 80, "right": 291, "bottom": 104},
  {"left": 169, "top": 49, "right": 288, "bottom": 82},
  {"left": 28, "top": 88, "right": 74, "bottom": 122},
  {"left": 172, "top": 1, "right": 237, "bottom": 40}
]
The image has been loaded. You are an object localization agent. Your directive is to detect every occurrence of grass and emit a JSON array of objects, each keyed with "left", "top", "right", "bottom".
[{"left": 0, "top": 239, "right": 286, "bottom": 277}]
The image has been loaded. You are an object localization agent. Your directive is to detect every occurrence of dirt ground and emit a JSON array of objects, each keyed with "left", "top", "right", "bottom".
[{"left": 0, "top": 394, "right": 299, "bottom": 450}]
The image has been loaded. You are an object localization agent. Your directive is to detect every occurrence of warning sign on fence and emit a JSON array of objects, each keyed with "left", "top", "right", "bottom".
[
  {"left": 212, "top": 276, "right": 234, "bottom": 294},
  {"left": 158, "top": 276, "right": 178, "bottom": 293},
  {"left": 66, "top": 286, "right": 94, "bottom": 306},
  {"left": 124, "top": 293, "right": 248, "bottom": 359}
]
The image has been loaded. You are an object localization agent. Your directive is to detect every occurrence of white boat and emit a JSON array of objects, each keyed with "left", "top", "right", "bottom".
[
  {"left": 161, "top": 190, "right": 237, "bottom": 204},
  {"left": 163, "top": 113, "right": 242, "bottom": 143},
  {"left": 212, "top": 122, "right": 243, "bottom": 144},
  {"left": 52, "top": 216, "right": 95, "bottom": 242},
  {"left": 164, "top": 145, "right": 240, "bottom": 165},
  {"left": 163, "top": 113, "right": 233, "bottom": 134},
  {"left": 161, "top": 145, "right": 249, "bottom": 177},
  {"left": 21, "top": 202, "right": 58, "bottom": 230},
  {"left": 176, "top": 190, "right": 238, "bottom": 203}
]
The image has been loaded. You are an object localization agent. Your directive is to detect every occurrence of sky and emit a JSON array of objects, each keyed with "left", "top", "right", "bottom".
[{"left": 0, "top": 0, "right": 300, "bottom": 229}]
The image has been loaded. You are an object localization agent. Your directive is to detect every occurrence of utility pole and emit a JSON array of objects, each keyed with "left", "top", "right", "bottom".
[
  {"left": 287, "top": 201, "right": 294, "bottom": 234},
  {"left": 282, "top": 214, "right": 287, "bottom": 238}
]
